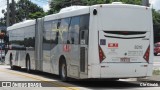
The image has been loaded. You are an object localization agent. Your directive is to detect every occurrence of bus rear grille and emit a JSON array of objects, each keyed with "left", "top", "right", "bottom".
[{"left": 103, "top": 31, "right": 146, "bottom": 35}]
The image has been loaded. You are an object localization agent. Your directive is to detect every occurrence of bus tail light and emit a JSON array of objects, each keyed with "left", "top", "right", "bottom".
[
  {"left": 143, "top": 45, "right": 150, "bottom": 63},
  {"left": 99, "top": 45, "right": 106, "bottom": 63}
]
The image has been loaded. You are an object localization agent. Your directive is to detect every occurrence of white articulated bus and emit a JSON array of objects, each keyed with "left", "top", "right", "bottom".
[{"left": 5, "top": 2, "right": 153, "bottom": 81}]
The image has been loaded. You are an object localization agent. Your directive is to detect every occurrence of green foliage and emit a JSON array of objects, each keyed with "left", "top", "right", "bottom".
[
  {"left": 29, "top": 12, "right": 46, "bottom": 19},
  {"left": 153, "top": 9, "right": 160, "bottom": 25},
  {"left": 16, "top": 0, "right": 44, "bottom": 20},
  {"left": 48, "top": 0, "right": 110, "bottom": 14},
  {"left": 152, "top": 9, "right": 160, "bottom": 43},
  {"left": 1, "top": 0, "right": 45, "bottom": 26},
  {"left": 81, "top": 0, "right": 107, "bottom": 5},
  {"left": 153, "top": 69, "right": 160, "bottom": 75},
  {"left": 49, "top": 0, "right": 76, "bottom": 14},
  {"left": 111, "top": 0, "right": 141, "bottom": 4},
  {"left": 47, "top": 0, "right": 142, "bottom": 14}
]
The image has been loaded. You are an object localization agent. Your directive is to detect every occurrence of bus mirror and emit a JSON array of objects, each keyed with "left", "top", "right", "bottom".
[{"left": 93, "top": 9, "right": 97, "bottom": 15}]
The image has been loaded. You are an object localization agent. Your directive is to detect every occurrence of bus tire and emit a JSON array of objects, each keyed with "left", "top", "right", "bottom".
[
  {"left": 59, "top": 60, "right": 67, "bottom": 81},
  {"left": 26, "top": 56, "right": 31, "bottom": 72},
  {"left": 154, "top": 53, "right": 158, "bottom": 56},
  {"left": 10, "top": 55, "right": 14, "bottom": 70}
]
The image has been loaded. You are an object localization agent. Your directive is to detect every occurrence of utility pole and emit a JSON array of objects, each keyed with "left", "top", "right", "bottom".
[
  {"left": 142, "top": 0, "right": 149, "bottom": 6},
  {"left": 11, "top": 0, "right": 15, "bottom": 25},
  {"left": 6, "top": 0, "right": 9, "bottom": 27}
]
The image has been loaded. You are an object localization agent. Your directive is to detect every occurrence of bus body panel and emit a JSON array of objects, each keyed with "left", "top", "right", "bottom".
[
  {"left": 6, "top": 20, "right": 36, "bottom": 70},
  {"left": 98, "top": 5, "right": 151, "bottom": 31},
  {"left": 89, "top": 63, "right": 152, "bottom": 78},
  {"left": 88, "top": 4, "right": 153, "bottom": 78},
  {"left": 99, "top": 31, "right": 150, "bottom": 63}
]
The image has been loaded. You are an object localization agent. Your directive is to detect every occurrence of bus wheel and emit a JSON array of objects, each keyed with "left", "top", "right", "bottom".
[
  {"left": 60, "top": 60, "right": 67, "bottom": 81},
  {"left": 154, "top": 53, "right": 157, "bottom": 56},
  {"left": 10, "top": 55, "right": 14, "bottom": 70},
  {"left": 26, "top": 56, "right": 31, "bottom": 72}
]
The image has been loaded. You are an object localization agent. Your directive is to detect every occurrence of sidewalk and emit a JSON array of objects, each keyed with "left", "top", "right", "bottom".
[
  {"left": 138, "top": 66, "right": 160, "bottom": 81},
  {"left": 138, "top": 75, "right": 160, "bottom": 81}
]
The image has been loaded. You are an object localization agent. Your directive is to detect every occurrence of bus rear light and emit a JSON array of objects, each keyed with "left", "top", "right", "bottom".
[
  {"left": 143, "top": 46, "right": 150, "bottom": 63},
  {"left": 99, "top": 45, "right": 106, "bottom": 63}
]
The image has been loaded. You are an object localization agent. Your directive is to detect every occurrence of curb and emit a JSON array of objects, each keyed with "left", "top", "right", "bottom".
[{"left": 137, "top": 75, "right": 160, "bottom": 81}]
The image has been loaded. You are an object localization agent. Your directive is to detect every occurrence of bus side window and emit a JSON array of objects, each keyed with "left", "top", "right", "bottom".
[
  {"left": 68, "top": 16, "right": 80, "bottom": 44},
  {"left": 57, "top": 20, "right": 61, "bottom": 44},
  {"left": 57, "top": 21, "right": 60, "bottom": 29},
  {"left": 55, "top": 32, "right": 59, "bottom": 44},
  {"left": 59, "top": 18, "right": 70, "bottom": 44},
  {"left": 51, "top": 20, "right": 58, "bottom": 47},
  {"left": 80, "top": 14, "right": 89, "bottom": 45},
  {"left": 81, "top": 31, "right": 85, "bottom": 39}
]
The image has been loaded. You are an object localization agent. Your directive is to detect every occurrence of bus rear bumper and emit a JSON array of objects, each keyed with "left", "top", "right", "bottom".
[{"left": 89, "top": 63, "right": 153, "bottom": 78}]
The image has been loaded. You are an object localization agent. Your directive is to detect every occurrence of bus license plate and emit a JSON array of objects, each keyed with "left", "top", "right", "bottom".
[{"left": 120, "top": 58, "right": 130, "bottom": 62}]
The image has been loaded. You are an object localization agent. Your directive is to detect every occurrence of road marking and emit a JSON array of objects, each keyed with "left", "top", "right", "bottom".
[{"left": 0, "top": 69, "right": 79, "bottom": 90}]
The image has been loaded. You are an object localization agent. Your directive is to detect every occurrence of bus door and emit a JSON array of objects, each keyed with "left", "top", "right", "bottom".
[
  {"left": 35, "top": 18, "right": 43, "bottom": 71},
  {"left": 79, "top": 30, "right": 88, "bottom": 74}
]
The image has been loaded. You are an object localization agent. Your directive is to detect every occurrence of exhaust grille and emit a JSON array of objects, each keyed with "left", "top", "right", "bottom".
[{"left": 80, "top": 47, "right": 85, "bottom": 72}]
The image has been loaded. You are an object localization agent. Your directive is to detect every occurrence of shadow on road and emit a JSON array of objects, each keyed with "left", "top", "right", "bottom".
[
  {"left": 67, "top": 80, "right": 141, "bottom": 89},
  {"left": 6, "top": 67, "right": 142, "bottom": 89}
]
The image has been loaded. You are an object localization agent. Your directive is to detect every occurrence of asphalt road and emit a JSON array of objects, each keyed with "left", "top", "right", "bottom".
[
  {"left": 0, "top": 64, "right": 160, "bottom": 90},
  {"left": 153, "top": 55, "right": 160, "bottom": 68},
  {"left": 154, "top": 55, "right": 160, "bottom": 62},
  {"left": 0, "top": 55, "right": 159, "bottom": 90}
]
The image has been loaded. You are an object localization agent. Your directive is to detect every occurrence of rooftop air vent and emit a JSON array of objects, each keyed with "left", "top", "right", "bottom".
[
  {"left": 59, "top": 6, "right": 88, "bottom": 13},
  {"left": 112, "top": 2, "right": 123, "bottom": 4}
]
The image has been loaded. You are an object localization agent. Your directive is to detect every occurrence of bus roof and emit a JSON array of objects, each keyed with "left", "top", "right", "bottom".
[
  {"left": 7, "top": 20, "right": 35, "bottom": 31},
  {"left": 44, "top": 6, "right": 90, "bottom": 21},
  {"left": 44, "top": 3, "right": 149, "bottom": 22}
]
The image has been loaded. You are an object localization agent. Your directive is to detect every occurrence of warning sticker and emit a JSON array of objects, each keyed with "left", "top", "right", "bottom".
[{"left": 108, "top": 43, "right": 118, "bottom": 48}]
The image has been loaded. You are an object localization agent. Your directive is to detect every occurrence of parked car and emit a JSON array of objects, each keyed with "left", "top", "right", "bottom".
[{"left": 154, "top": 42, "right": 160, "bottom": 56}]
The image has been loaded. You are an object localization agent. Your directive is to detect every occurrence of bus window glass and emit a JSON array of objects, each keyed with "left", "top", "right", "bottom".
[
  {"left": 80, "top": 14, "right": 89, "bottom": 31},
  {"left": 59, "top": 18, "right": 70, "bottom": 44},
  {"left": 24, "top": 25, "right": 35, "bottom": 48},
  {"left": 68, "top": 16, "right": 80, "bottom": 44},
  {"left": 44, "top": 21, "right": 52, "bottom": 50},
  {"left": 80, "top": 14, "right": 89, "bottom": 45},
  {"left": 51, "top": 20, "right": 58, "bottom": 48}
]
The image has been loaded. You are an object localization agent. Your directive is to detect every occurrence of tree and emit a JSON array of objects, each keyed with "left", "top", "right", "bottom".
[
  {"left": 48, "top": 0, "right": 111, "bottom": 14},
  {"left": 48, "top": 0, "right": 79, "bottom": 14},
  {"left": 112, "top": 0, "right": 141, "bottom": 5},
  {"left": 1, "top": 0, "right": 45, "bottom": 26},
  {"left": 152, "top": 9, "right": 160, "bottom": 43},
  {"left": 16, "top": 0, "right": 44, "bottom": 20},
  {"left": 48, "top": 0, "right": 142, "bottom": 14},
  {"left": 29, "top": 12, "right": 46, "bottom": 19}
]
